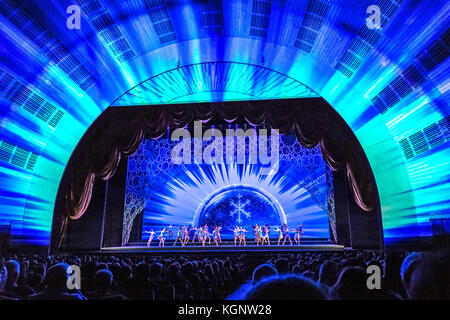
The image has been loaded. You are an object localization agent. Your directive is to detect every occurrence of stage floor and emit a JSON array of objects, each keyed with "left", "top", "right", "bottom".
[{"left": 101, "top": 242, "right": 345, "bottom": 254}]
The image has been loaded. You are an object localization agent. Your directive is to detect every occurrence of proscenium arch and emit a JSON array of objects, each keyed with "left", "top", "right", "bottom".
[
  {"left": 53, "top": 98, "right": 382, "bottom": 250},
  {"left": 0, "top": 0, "right": 446, "bottom": 247}
]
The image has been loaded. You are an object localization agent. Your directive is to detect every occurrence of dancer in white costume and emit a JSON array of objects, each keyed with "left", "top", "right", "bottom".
[
  {"left": 261, "top": 225, "right": 270, "bottom": 245},
  {"left": 233, "top": 226, "right": 240, "bottom": 246},
  {"left": 144, "top": 229, "right": 155, "bottom": 247},
  {"left": 192, "top": 226, "right": 199, "bottom": 243},
  {"left": 239, "top": 227, "right": 248, "bottom": 246},
  {"left": 274, "top": 226, "right": 283, "bottom": 245},
  {"left": 157, "top": 228, "right": 166, "bottom": 247},
  {"left": 183, "top": 226, "right": 190, "bottom": 245},
  {"left": 282, "top": 224, "right": 293, "bottom": 245},
  {"left": 202, "top": 225, "right": 212, "bottom": 246}
]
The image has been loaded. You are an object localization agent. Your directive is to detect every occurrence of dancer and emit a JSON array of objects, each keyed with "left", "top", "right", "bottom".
[
  {"left": 168, "top": 225, "right": 173, "bottom": 240},
  {"left": 183, "top": 225, "right": 190, "bottom": 245},
  {"left": 158, "top": 228, "right": 166, "bottom": 247},
  {"left": 294, "top": 227, "right": 300, "bottom": 245},
  {"left": 282, "top": 223, "right": 293, "bottom": 245},
  {"left": 200, "top": 225, "right": 207, "bottom": 247},
  {"left": 217, "top": 226, "right": 222, "bottom": 243},
  {"left": 213, "top": 226, "right": 221, "bottom": 247},
  {"left": 233, "top": 226, "right": 240, "bottom": 246},
  {"left": 239, "top": 227, "right": 248, "bottom": 246},
  {"left": 203, "top": 224, "right": 212, "bottom": 246},
  {"left": 144, "top": 229, "right": 155, "bottom": 247},
  {"left": 173, "top": 226, "right": 185, "bottom": 246},
  {"left": 192, "top": 226, "right": 199, "bottom": 243},
  {"left": 261, "top": 225, "right": 267, "bottom": 245},
  {"left": 262, "top": 224, "right": 270, "bottom": 245},
  {"left": 274, "top": 226, "right": 283, "bottom": 245},
  {"left": 197, "top": 225, "right": 204, "bottom": 245},
  {"left": 254, "top": 224, "right": 262, "bottom": 246}
]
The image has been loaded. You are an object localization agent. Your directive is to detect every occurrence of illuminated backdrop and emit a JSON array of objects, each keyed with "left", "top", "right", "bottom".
[
  {"left": 0, "top": 0, "right": 448, "bottom": 246},
  {"left": 124, "top": 129, "right": 333, "bottom": 242}
]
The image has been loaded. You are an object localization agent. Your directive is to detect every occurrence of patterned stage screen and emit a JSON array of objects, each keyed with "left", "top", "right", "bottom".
[{"left": 124, "top": 124, "right": 334, "bottom": 241}]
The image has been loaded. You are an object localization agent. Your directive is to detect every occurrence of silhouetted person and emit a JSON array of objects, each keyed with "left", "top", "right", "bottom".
[
  {"left": 331, "top": 267, "right": 370, "bottom": 300},
  {"left": 181, "top": 262, "right": 203, "bottom": 299},
  {"left": 291, "top": 264, "right": 301, "bottom": 274},
  {"left": 405, "top": 250, "right": 450, "bottom": 300},
  {"left": 150, "top": 262, "right": 170, "bottom": 286},
  {"left": 274, "top": 258, "right": 289, "bottom": 275},
  {"left": 252, "top": 264, "right": 278, "bottom": 285},
  {"left": 168, "top": 263, "right": 192, "bottom": 299},
  {"left": 87, "top": 269, "right": 126, "bottom": 300},
  {"left": 226, "top": 263, "right": 279, "bottom": 300},
  {"left": 150, "top": 262, "right": 174, "bottom": 299},
  {"left": 28, "top": 263, "right": 86, "bottom": 300},
  {"left": 400, "top": 251, "right": 424, "bottom": 299},
  {"left": 331, "top": 266, "right": 398, "bottom": 300},
  {"left": 0, "top": 264, "right": 17, "bottom": 300},
  {"left": 301, "top": 270, "right": 314, "bottom": 279},
  {"left": 27, "top": 272, "right": 44, "bottom": 291},
  {"left": 4, "top": 260, "right": 34, "bottom": 299},
  {"left": 383, "top": 250, "right": 406, "bottom": 297},
  {"left": 80, "top": 260, "right": 97, "bottom": 293},
  {"left": 116, "top": 264, "right": 132, "bottom": 289},
  {"left": 318, "top": 260, "right": 338, "bottom": 287},
  {"left": 125, "top": 262, "right": 154, "bottom": 291},
  {"left": 246, "top": 274, "right": 328, "bottom": 300}
]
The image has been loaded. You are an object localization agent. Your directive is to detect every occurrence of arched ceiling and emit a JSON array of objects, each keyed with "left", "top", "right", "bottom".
[
  {"left": 111, "top": 62, "right": 319, "bottom": 105},
  {"left": 0, "top": 0, "right": 448, "bottom": 246}
]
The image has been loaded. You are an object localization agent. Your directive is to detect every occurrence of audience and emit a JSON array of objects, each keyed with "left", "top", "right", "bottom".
[{"left": 0, "top": 249, "right": 448, "bottom": 300}]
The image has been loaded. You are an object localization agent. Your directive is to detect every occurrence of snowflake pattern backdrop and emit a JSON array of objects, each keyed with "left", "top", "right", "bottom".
[{"left": 124, "top": 125, "right": 334, "bottom": 241}]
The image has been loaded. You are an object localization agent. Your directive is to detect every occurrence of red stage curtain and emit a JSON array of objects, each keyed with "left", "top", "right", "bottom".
[{"left": 64, "top": 115, "right": 144, "bottom": 221}]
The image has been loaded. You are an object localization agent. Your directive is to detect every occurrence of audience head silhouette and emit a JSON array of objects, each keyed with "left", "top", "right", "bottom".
[
  {"left": 252, "top": 264, "right": 278, "bottom": 285},
  {"left": 246, "top": 275, "right": 327, "bottom": 300}
]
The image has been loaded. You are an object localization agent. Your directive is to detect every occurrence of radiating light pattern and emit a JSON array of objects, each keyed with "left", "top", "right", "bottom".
[{"left": 0, "top": 0, "right": 448, "bottom": 246}]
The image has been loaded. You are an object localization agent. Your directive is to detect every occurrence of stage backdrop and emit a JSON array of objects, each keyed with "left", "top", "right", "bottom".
[{"left": 124, "top": 124, "right": 334, "bottom": 243}]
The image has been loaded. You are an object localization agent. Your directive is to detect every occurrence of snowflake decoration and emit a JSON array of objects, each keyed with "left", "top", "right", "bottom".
[{"left": 230, "top": 193, "right": 251, "bottom": 223}]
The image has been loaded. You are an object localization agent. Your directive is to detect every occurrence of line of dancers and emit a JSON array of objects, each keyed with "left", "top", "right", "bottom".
[{"left": 145, "top": 223, "right": 304, "bottom": 247}]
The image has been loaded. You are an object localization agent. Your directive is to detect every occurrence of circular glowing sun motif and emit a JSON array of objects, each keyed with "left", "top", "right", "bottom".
[{"left": 193, "top": 185, "right": 286, "bottom": 228}]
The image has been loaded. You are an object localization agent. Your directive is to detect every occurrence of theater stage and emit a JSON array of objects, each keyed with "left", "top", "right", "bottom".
[{"left": 100, "top": 240, "right": 345, "bottom": 254}]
